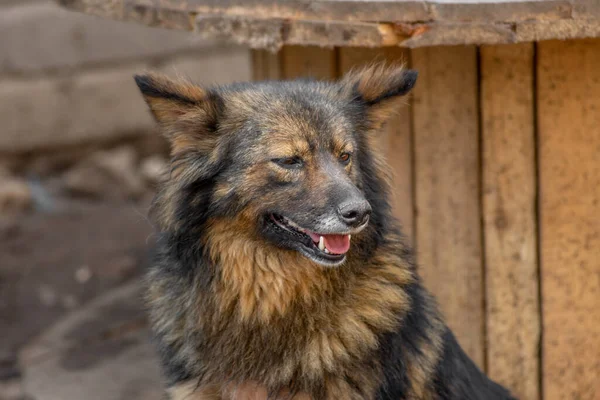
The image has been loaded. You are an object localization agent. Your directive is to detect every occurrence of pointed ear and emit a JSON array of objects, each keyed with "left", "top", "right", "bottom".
[
  {"left": 134, "top": 72, "right": 210, "bottom": 124},
  {"left": 340, "top": 64, "right": 418, "bottom": 125},
  {"left": 134, "top": 73, "right": 224, "bottom": 163}
]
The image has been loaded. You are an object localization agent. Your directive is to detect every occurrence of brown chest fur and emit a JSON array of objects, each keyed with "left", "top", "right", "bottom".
[{"left": 147, "top": 216, "right": 440, "bottom": 399}]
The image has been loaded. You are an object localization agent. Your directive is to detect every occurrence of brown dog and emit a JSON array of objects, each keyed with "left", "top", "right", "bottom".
[{"left": 135, "top": 65, "right": 516, "bottom": 400}]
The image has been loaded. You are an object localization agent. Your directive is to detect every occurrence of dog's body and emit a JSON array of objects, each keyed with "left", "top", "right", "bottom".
[{"left": 135, "top": 66, "right": 516, "bottom": 400}]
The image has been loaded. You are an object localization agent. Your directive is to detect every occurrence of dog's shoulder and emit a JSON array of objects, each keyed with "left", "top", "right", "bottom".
[
  {"left": 376, "top": 281, "right": 517, "bottom": 400},
  {"left": 432, "top": 329, "right": 517, "bottom": 400}
]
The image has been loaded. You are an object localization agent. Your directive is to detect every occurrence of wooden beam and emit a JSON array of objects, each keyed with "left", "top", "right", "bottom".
[
  {"left": 59, "top": 0, "right": 600, "bottom": 48},
  {"left": 60, "top": 0, "right": 600, "bottom": 25},
  {"left": 538, "top": 38, "right": 600, "bottom": 400},
  {"left": 411, "top": 45, "right": 484, "bottom": 368},
  {"left": 195, "top": 16, "right": 400, "bottom": 51},
  {"left": 338, "top": 47, "right": 414, "bottom": 241},
  {"left": 480, "top": 43, "right": 540, "bottom": 400}
]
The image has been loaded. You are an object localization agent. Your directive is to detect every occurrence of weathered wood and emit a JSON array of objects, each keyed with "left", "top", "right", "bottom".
[
  {"left": 480, "top": 43, "right": 539, "bottom": 400},
  {"left": 281, "top": 46, "right": 336, "bottom": 80},
  {"left": 411, "top": 46, "right": 484, "bottom": 368},
  {"left": 196, "top": 15, "right": 283, "bottom": 51},
  {"left": 339, "top": 47, "right": 414, "bottom": 241},
  {"left": 196, "top": 15, "right": 600, "bottom": 51},
  {"left": 252, "top": 50, "right": 281, "bottom": 81},
  {"left": 59, "top": 0, "right": 600, "bottom": 24},
  {"left": 59, "top": 0, "right": 600, "bottom": 48},
  {"left": 516, "top": 19, "right": 600, "bottom": 42},
  {"left": 538, "top": 38, "right": 600, "bottom": 400},
  {"left": 195, "top": 16, "right": 400, "bottom": 51}
]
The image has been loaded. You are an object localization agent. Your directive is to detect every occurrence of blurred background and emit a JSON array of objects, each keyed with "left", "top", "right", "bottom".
[
  {"left": 1, "top": 1, "right": 599, "bottom": 400},
  {"left": 0, "top": 2, "right": 249, "bottom": 399}
]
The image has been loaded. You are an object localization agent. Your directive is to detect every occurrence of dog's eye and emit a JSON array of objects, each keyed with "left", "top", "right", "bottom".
[
  {"left": 339, "top": 152, "right": 352, "bottom": 164},
  {"left": 272, "top": 156, "right": 303, "bottom": 169}
]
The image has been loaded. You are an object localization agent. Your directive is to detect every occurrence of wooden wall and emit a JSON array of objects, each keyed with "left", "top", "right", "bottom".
[{"left": 252, "top": 40, "right": 600, "bottom": 400}]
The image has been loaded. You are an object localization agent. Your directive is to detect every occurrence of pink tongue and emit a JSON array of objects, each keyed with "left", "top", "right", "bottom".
[
  {"left": 306, "top": 232, "right": 351, "bottom": 255},
  {"left": 323, "top": 235, "right": 351, "bottom": 254}
]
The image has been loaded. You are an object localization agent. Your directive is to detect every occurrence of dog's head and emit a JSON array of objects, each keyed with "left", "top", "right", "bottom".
[{"left": 135, "top": 65, "right": 417, "bottom": 267}]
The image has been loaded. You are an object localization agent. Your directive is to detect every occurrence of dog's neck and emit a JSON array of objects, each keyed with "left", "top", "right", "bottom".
[
  {"left": 205, "top": 218, "right": 338, "bottom": 323},
  {"left": 160, "top": 217, "right": 443, "bottom": 399},
  {"left": 204, "top": 217, "right": 415, "bottom": 324}
]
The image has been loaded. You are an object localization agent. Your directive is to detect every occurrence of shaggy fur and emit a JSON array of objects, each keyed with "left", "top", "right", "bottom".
[{"left": 134, "top": 65, "right": 517, "bottom": 400}]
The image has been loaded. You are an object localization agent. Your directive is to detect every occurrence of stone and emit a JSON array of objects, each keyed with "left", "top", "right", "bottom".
[
  {"left": 0, "top": 378, "right": 27, "bottom": 400},
  {"left": 0, "top": 2, "right": 219, "bottom": 73},
  {"left": 19, "top": 283, "right": 163, "bottom": 400},
  {"left": 0, "top": 178, "right": 32, "bottom": 215},
  {"left": 1, "top": 201, "right": 153, "bottom": 359},
  {"left": 62, "top": 146, "right": 145, "bottom": 200},
  {"left": 38, "top": 284, "right": 58, "bottom": 308},
  {"left": 139, "top": 155, "right": 167, "bottom": 185},
  {"left": 61, "top": 295, "right": 79, "bottom": 310},
  {"left": 62, "top": 163, "right": 113, "bottom": 199},
  {"left": 74, "top": 266, "right": 92, "bottom": 284},
  {"left": 0, "top": 66, "right": 155, "bottom": 153},
  {"left": 0, "top": 351, "right": 19, "bottom": 381},
  {"left": 90, "top": 146, "right": 145, "bottom": 198},
  {"left": 0, "top": 52, "right": 250, "bottom": 153},
  {"left": 103, "top": 255, "right": 139, "bottom": 281},
  {"left": 0, "top": 164, "right": 11, "bottom": 178}
]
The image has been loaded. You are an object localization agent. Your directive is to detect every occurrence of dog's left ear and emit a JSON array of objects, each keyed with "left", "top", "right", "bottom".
[{"left": 340, "top": 64, "right": 417, "bottom": 125}]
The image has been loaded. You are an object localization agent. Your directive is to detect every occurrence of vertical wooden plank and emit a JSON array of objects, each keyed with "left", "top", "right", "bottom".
[
  {"left": 538, "top": 39, "right": 600, "bottom": 400},
  {"left": 481, "top": 43, "right": 540, "bottom": 400},
  {"left": 281, "top": 45, "right": 336, "bottom": 80},
  {"left": 252, "top": 49, "right": 281, "bottom": 81},
  {"left": 411, "top": 46, "right": 484, "bottom": 368},
  {"left": 339, "top": 47, "right": 414, "bottom": 240}
]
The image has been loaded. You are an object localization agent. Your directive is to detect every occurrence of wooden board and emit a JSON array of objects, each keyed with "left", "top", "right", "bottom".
[
  {"left": 339, "top": 47, "right": 414, "bottom": 240},
  {"left": 61, "top": 0, "right": 600, "bottom": 49},
  {"left": 480, "top": 43, "right": 539, "bottom": 400},
  {"left": 281, "top": 46, "right": 336, "bottom": 80},
  {"left": 252, "top": 50, "right": 281, "bottom": 80},
  {"left": 538, "top": 38, "right": 600, "bottom": 400},
  {"left": 411, "top": 45, "right": 484, "bottom": 368}
]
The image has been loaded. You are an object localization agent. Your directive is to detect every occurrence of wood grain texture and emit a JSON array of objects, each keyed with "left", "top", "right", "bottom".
[
  {"left": 252, "top": 50, "right": 281, "bottom": 80},
  {"left": 60, "top": 0, "right": 600, "bottom": 48},
  {"left": 281, "top": 46, "right": 336, "bottom": 80},
  {"left": 411, "top": 45, "right": 484, "bottom": 368},
  {"left": 339, "top": 47, "right": 414, "bottom": 240},
  {"left": 480, "top": 43, "right": 540, "bottom": 400},
  {"left": 538, "top": 38, "right": 600, "bottom": 400},
  {"left": 60, "top": 0, "right": 600, "bottom": 24}
]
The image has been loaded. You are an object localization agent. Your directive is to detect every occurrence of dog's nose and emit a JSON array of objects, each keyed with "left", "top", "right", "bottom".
[{"left": 337, "top": 201, "right": 372, "bottom": 228}]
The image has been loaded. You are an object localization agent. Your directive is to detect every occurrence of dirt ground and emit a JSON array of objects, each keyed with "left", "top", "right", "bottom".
[{"left": 0, "top": 197, "right": 161, "bottom": 399}]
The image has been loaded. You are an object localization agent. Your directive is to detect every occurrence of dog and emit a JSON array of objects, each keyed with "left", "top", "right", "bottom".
[{"left": 134, "top": 64, "right": 516, "bottom": 400}]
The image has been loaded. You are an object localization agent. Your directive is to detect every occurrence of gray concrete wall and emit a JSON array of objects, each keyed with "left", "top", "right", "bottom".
[{"left": 0, "top": 1, "right": 251, "bottom": 153}]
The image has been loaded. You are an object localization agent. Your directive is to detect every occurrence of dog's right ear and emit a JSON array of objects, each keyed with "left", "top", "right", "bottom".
[
  {"left": 134, "top": 73, "right": 223, "bottom": 158},
  {"left": 134, "top": 73, "right": 211, "bottom": 123}
]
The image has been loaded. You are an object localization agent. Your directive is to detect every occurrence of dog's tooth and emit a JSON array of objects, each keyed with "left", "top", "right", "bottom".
[
  {"left": 324, "top": 248, "right": 330, "bottom": 254},
  {"left": 318, "top": 236, "right": 325, "bottom": 251},
  {"left": 288, "top": 219, "right": 300, "bottom": 229},
  {"left": 349, "top": 234, "right": 351, "bottom": 240}
]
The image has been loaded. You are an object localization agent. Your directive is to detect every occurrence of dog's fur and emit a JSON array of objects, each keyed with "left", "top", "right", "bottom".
[{"left": 134, "top": 65, "right": 516, "bottom": 400}]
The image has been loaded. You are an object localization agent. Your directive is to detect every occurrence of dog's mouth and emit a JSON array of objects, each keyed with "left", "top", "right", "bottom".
[{"left": 268, "top": 213, "right": 353, "bottom": 267}]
